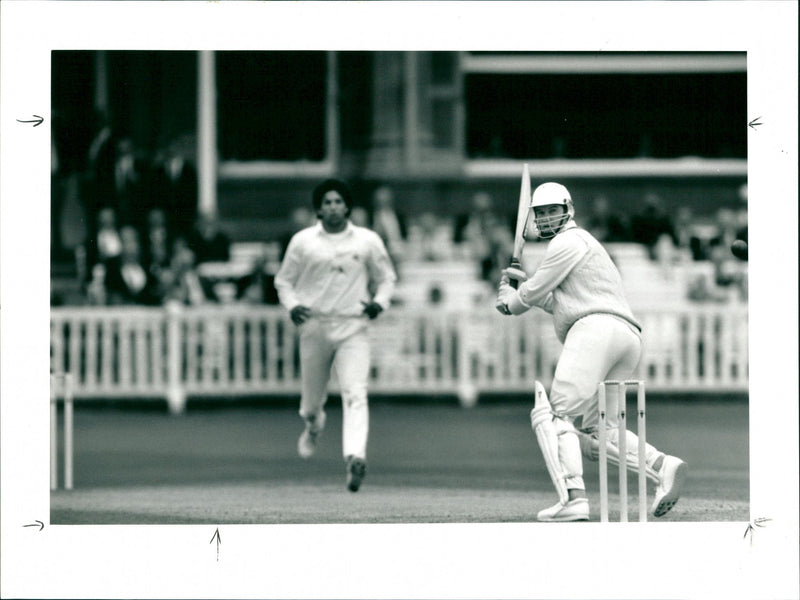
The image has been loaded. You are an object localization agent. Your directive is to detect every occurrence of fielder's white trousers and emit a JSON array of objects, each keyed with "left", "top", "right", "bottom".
[
  {"left": 298, "top": 318, "right": 370, "bottom": 460},
  {"left": 549, "top": 313, "right": 661, "bottom": 490}
]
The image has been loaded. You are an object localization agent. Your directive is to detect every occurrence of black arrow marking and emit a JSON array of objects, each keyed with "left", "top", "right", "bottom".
[
  {"left": 210, "top": 528, "right": 221, "bottom": 562},
  {"left": 748, "top": 117, "right": 763, "bottom": 130},
  {"left": 743, "top": 517, "right": 771, "bottom": 544},
  {"left": 16, "top": 115, "right": 44, "bottom": 127},
  {"left": 23, "top": 520, "right": 44, "bottom": 531}
]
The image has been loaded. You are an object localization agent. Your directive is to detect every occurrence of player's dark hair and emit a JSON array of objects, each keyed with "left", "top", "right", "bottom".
[{"left": 312, "top": 179, "right": 353, "bottom": 213}]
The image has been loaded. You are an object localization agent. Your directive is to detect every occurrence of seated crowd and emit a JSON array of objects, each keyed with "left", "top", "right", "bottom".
[
  {"left": 81, "top": 206, "right": 236, "bottom": 307},
  {"left": 54, "top": 184, "right": 747, "bottom": 309}
]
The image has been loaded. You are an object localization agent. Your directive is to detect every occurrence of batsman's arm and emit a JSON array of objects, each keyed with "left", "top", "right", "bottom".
[
  {"left": 540, "top": 292, "right": 555, "bottom": 314},
  {"left": 516, "top": 234, "right": 584, "bottom": 309}
]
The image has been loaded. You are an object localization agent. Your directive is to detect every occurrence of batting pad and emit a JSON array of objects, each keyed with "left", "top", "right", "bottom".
[
  {"left": 578, "top": 430, "right": 659, "bottom": 483},
  {"left": 531, "top": 405, "right": 569, "bottom": 505},
  {"left": 554, "top": 416, "right": 585, "bottom": 491}
]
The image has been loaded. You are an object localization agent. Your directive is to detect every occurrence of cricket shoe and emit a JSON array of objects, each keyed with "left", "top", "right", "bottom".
[
  {"left": 536, "top": 498, "right": 589, "bottom": 522},
  {"left": 346, "top": 455, "right": 367, "bottom": 492},
  {"left": 297, "top": 414, "right": 326, "bottom": 459},
  {"left": 651, "top": 455, "right": 687, "bottom": 517}
]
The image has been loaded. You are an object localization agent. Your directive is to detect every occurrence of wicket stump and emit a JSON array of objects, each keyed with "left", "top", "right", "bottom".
[
  {"left": 50, "top": 372, "right": 74, "bottom": 490},
  {"left": 597, "top": 380, "right": 646, "bottom": 522}
]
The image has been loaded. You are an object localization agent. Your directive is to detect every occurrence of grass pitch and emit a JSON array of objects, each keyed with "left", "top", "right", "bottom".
[{"left": 51, "top": 397, "right": 748, "bottom": 524}]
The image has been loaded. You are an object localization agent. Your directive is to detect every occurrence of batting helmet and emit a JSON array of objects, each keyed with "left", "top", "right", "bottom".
[{"left": 529, "top": 182, "right": 574, "bottom": 239}]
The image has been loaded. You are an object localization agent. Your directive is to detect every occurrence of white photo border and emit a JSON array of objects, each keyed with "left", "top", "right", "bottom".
[{"left": 1, "top": 2, "right": 797, "bottom": 599}]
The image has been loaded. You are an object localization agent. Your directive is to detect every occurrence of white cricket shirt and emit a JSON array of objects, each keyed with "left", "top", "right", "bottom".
[
  {"left": 510, "top": 221, "right": 641, "bottom": 343},
  {"left": 275, "top": 221, "right": 397, "bottom": 318}
]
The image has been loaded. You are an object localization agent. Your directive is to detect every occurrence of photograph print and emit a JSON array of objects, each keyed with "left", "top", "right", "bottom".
[
  {"left": 1, "top": 3, "right": 797, "bottom": 600},
  {"left": 49, "top": 49, "right": 749, "bottom": 525}
]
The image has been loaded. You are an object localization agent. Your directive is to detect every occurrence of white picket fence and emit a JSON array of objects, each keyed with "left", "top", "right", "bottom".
[{"left": 50, "top": 302, "right": 748, "bottom": 413}]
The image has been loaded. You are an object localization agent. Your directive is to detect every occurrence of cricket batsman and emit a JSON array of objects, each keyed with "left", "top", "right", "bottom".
[
  {"left": 495, "top": 182, "right": 687, "bottom": 521},
  {"left": 274, "top": 179, "right": 397, "bottom": 492}
]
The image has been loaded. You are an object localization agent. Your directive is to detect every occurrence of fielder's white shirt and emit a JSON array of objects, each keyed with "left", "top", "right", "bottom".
[
  {"left": 509, "top": 221, "right": 641, "bottom": 343},
  {"left": 275, "top": 221, "right": 397, "bottom": 318}
]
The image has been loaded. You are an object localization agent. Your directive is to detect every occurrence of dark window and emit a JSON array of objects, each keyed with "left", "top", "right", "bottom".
[
  {"left": 216, "top": 51, "right": 327, "bottom": 161},
  {"left": 52, "top": 51, "right": 96, "bottom": 173},
  {"left": 106, "top": 51, "right": 197, "bottom": 149},
  {"left": 465, "top": 72, "right": 746, "bottom": 160},
  {"left": 338, "top": 52, "right": 373, "bottom": 153}
]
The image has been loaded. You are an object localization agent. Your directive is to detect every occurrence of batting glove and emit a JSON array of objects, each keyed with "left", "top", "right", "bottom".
[
  {"left": 495, "top": 281, "right": 516, "bottom": 315},
  {"left": 496, "top": 279, "right": 532, "bottom": 316},
  {"left": 503, "top": 266, "right": 528, "bottom": 284},
  {"left": 290, "top": 305, "right": 311, "bottom": 325},
  {"left": 361, "top": 301, "right": 383, "bottom": 320}
]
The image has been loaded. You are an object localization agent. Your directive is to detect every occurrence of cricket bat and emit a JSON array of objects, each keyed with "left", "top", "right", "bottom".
[{"left": 509, "top": 163, "right": 531, "bottom": 289}]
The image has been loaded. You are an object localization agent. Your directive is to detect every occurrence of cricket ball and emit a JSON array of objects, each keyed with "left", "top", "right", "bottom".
[{"left": 731, "top": 239, "right": 748, "bottom": 261}]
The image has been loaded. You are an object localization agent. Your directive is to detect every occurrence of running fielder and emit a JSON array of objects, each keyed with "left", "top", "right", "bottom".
[
  {"left": 496, "top": 182, "right": 687, "bottom": 521},
  {"left": 275, "top": 179, "right": 397, "bottom": 492}
]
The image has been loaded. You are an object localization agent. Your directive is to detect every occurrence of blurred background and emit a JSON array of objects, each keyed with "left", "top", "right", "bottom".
[{"left": 49, "top": 51, "right": 748, "bottom": 412}]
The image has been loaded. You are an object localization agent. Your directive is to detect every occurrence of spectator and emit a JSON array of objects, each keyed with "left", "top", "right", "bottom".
[
  {"left": 85, "top": 109, "right": 116, "bottom": 224},
  {"left": 279, "top": 207, "right": 315, "bottom": 260},
  {"left": 454, "top": 191, "right": 496, "bottom": 249},
  {"left": 188, "top": 212, "right": 231, "bottom": 264},
  {"left": 686, "top": 272, "right": 729, "bottom": 304},
  {"left": 454, "top": 191, "right": 510, "bottom": 277},
  {"left": 89, "top": 206, "right": 123, "bottom": 268},
  {"left": 81, "top": 205, "right": 123, "bottom": 299},
  {"left": 583, "top": 195, "right": 630, "bottom": 243},
  {"left": 482, "top": 221, "right": 514, "bottom": 285},
  {"left": 709, "top": 239, "right": 745, "bottom": 301},
  {"left": 85, "top": 262, "right": 107, "bottom": 306},
  {"left": 57, "top": 172, "right": 90, "bottom": 270},
  {"left": 349, "top": 206, "right": 370, "bottom": 228},
  {"left": 687, "top": 220, "right": 719, "bottom": 262},
  {"left": 687, "top": 210, "right": 747, "bottom": 302},
  {"left": 86, "top": 110, "right": 115, "bottom": 188},
  {"left": 113, "top": 138, "right": 146, "bottom": 227},
  {"left": 150, "top": 135, "right": 198, "bottom": 239},
  {"left": 672, "top": 206, "right": 696, "bottom": 259},
  {"left": 103, "top": 225, "right": 162, "bottom": 305},
  {"left": 630, "top": 192, "right": 677, "bottom": 261},
  {"left": 52, "top": 104, "right": 100, "bottom": 247},
  {"left": 712, "top": 207, "right": 739, "bottom": 249},
  {"left": 736, "top": 183, "right": 748, "bottom": 235},
  {"left": 702, "top": 206, "right": 746, "bottom": 297},
  {"left": 428, "top": 285, "right": 444, "bottom": 305},
  {"left": 731, "top": 183, "right": 748, "bottom": 262},
  {"left": 163, "top": 237, "right": 215, "bottom": 305},
  {"left": 235, "top": 251, "right": 280, "bottom": 305},
  {"left": 142, "top": 208, "right": 172, "bottom": 285},
  {"left": 417, "top": 212, "right": 450, "bottom": 262},
  {"left": 370, "top": 185, "right": 407, "bottom": 266},
  {"left": 81, "top": 204, "right": 121, "bottom": 305}
]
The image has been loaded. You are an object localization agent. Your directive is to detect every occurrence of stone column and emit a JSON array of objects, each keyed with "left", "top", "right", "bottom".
[
  {"left": 197, "top": 50, "right": 217, "bottom": 217},
  {"left": 366, "top": 52, "right": 406, "bottom": 176}
]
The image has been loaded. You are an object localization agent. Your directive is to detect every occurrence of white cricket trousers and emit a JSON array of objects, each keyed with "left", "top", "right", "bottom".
[
  {"left": 298, "top": 318, "right": 370, "bottom": 460},
  {"left": 550, "top": 313, "right": 641, "bottom": 424},
  {"left": 549, "top": 313, "right": 661, "bottom": 490}
]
